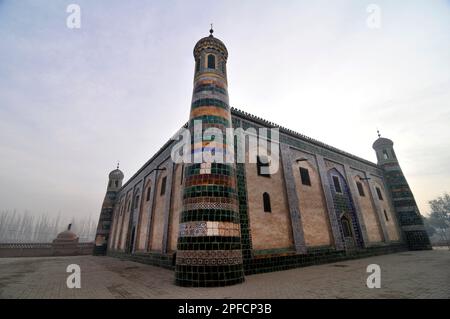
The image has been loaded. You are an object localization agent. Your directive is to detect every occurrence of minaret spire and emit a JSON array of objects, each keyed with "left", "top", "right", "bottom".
[{"left": 209, "top": 23, "right": 214, "bottom": 36}]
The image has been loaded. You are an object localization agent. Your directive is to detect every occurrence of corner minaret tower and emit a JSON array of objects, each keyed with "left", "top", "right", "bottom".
[
  {"left": 94, "top": 164, "right": 124, "bottom": 255},
  {"left": 175, "top": 28, "right": 245, "bottom": 287},
  {"left": 372, "top": 133, "right": 431, "bottom": 250}
]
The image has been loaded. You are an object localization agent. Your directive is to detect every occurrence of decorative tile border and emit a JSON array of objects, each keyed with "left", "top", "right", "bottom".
[
  {"left": 183, "top": 202, "right": 239, "bottom": 212},
  {"left": 179, "top": 221, "right": 240, "bottom": 237},
  {"left": 176, "top": 249, "right": 242, "bottom": 266},
  {"left": 180, "top": 209, "right": 240, "bottom": 223}
]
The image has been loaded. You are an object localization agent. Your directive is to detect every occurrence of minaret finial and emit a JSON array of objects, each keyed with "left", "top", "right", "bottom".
[
  {"left": 117, "top": 161, "right": 120, "bottom": 169},
  {"left": 209, "top": 23, "right": 214, "bottom": 36},
  {"left": 377, "top": 129, "right": 381, "bottom": 138}
]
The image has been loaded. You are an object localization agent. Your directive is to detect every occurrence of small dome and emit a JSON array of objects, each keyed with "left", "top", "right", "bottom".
[
  {"left": 194, "top": 34, "right": 228, "bottom": 60},
  {"left": 109, "top": 168, "right": 124, "bottom": 180},
  {"left": 372, "top": 137, "right": 394, "bottom": 150},
  {"left": 56, "top": 230, "right": 78, "bottom": 241}
]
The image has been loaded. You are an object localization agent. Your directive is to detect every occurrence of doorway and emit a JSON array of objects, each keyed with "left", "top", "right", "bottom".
[
  {"left": 129, "top": 227, "right": 136, "bottom": 253},
  {"left": 340, "top": 215, "right": 356, "bottom": 251}
]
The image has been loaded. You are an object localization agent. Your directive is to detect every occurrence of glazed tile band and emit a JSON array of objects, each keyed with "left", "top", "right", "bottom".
[
  {"left": 176, "top": 249, "right": 243, "bottom": 266},
  {"left": 179, "top": 221, "right": 240, "bottom": 237}
]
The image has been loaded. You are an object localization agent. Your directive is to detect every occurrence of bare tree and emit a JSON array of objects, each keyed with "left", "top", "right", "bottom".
[
  {"left": 428, "top": 193, "right": 450, "bottom": 250},
  {"left": 0, "top": 210, "right": 97, "bottom": 243}
]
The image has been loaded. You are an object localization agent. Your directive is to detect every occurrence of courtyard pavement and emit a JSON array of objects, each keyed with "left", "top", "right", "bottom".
[{"left": 0, "top": 249, "right": 448, "bottom": 299}]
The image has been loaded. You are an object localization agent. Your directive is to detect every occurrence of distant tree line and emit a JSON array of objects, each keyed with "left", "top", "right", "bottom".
[
  {"left": 0, "top": 210, "right": 97, "bottom": 243},
  {"left": 424, "top": 193, "right": 450, "bottom": 249}
]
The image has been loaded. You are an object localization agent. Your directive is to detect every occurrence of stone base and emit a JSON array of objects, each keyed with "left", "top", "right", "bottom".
[
  {"left": 175, "top": 264, "right": 245, "bottom": 287},
  {"left": 93, "top": 244, "right": 107, "bottom": 256},
  {"left": 404, "top": 230, "right": 432, "bottom": 251},
  {"left": 106, "top": 243, "right": 407, "bottom": 282},
  {"left": 243, "top": 243, "right": 407, "bottom": 275}
]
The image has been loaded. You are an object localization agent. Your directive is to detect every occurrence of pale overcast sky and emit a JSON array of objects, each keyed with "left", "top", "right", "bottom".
[{"left": 0, "top": 0, "right": 449, "bottom": 221}]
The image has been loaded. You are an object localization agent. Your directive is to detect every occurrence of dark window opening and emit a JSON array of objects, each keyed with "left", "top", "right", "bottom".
[
  {"left": 115, "top": 180, "right": 119, "bottom": 187},
  {"left": 332, "top": 175, "right": 342, "bottom": 193},
  {"left": 341, "top": 217, "right": 352, "bottom": 237},
  {"left": 356, "top": 181, "right": 365, "bottom": 197},
  {"left": 207, "top": 54, "right": 216, "bottom": 69},
  {"left": 376, "top": 187, "right": 384, "bottom": 200},
  {"left": 134, "top": 195, "right": 140, "bottom": 209},
  {"left": 263, "top": 192, "right": 272, "bottom": 213},
  {"left": 383, "top": 149, "right": 389, "bottom": 160},
  {"left": 146, "top": 187, "right": 151, "bottom": 201},
  {"left": 129, "top": 227, "right": 136, "bottom": 253},
  {"left": 181, "top": 165, "right": 184, "bottom": 185},
  {"left": 257, "top": 156, "right": 270, "bottom": 177},
  {"left": 384, "top": 210, "right": 389, "bottom": 221},
  {"left": 376, "top": 152, "right": 382, "bottom": 162},
  {"left": 300, "top": 167, "right": 311, "bottom": 186},
  {"left": 108, "top": 181, "right": 112, "bottom": 187},
  {"left": 160, "top": 176, "right": 167, "bottom": 196},
  {"left": 391, "top": 149, "right": 397, "bottom": 159},
  {"left": 221, "top": 62, "right": 226, "bottom": 74}
]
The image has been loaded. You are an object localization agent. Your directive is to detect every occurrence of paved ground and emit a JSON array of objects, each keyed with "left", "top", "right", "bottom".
[{"left": 0, "top": 250, "right": 448, "bottom": 299}]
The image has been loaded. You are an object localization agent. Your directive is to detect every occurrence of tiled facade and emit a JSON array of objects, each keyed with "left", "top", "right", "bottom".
[{"left": 94, "top": 32, "right": 431, "bottom": 286}]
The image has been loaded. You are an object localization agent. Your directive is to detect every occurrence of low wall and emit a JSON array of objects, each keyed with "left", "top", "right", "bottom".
[
  {"left": 244, "top": 243, "right": 407, "bottom": 275},
  {"left": 431, "top": 240, "right": 450, "bottom": 247},
  {"left": 107, "top": 250, "right": 175, "bottom": 270},
  {"left": 105, "top": 243, "right": 407, "bottom": 276},
  {"left": 0, "top": 242, "right": 94, "bottom": 258}
]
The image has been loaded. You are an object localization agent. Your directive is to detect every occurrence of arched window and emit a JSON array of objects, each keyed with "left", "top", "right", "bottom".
[
  {"left": 207, "top": 54, "right": 216, "bottom": 69},
  {"left": 384, "top": 210, "right": 389, "bottom": 221},
  {"left": 146, "top": 187, "right": 151, "bottom": 201},
  {"left": 257, "top": 156, "right": 270, "bottom": 177},
  {"left": 300, "top": 167, "right": 311, "bottom": 186},
  {"left": 134, "top": 195, "right": 140, "bottom": 209},
  {"left": 115, "top": 180, "right": 118, "bottom": 187},
  {"left": 391, "top": 149, "right": 397, "bottom": 159},
  {"left": 383, "top": 149, "right": 389, "bottom": 159},
  {"left": 332, "top": 175, "right": 342, "bottom": 193},
  {"left": 356, "top": 181, "right": 365, "bottom": 197},
  {"left": 341, "top": 216, "right": 352, "bottom": 238},
  {"left": 376, "top": 187, "right": 384, "bottom": 200},
  {"left": 263, "top": 192, "right": 271, "bottom": 213},
  {"left": 160, "top": 176, "right": 167, "bottom": 196},
  {"left": 180, "top": 164, "right": 184, "bottom": 185}
]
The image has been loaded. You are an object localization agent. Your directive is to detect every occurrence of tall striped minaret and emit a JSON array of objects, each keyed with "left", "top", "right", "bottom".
[
  {"left": 94, "top": 164, "right": 124, "bottom": 255},
  {"left": 373, "top": 134, "right": 431, "bottom": 250},
  {"left": 175, "top": 28, "right": 245, "bottom": 287}
]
